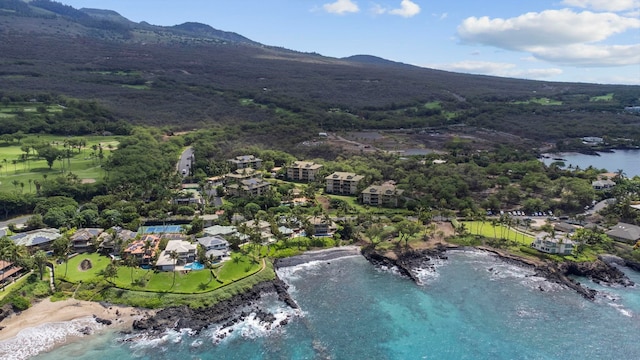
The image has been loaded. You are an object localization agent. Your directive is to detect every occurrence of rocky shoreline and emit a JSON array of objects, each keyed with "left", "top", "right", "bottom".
[
  {"left": 132, "top": 277, "right": 298, "bottom": 337},
  {"left": 129, "top": 244, "right": 637, "bottom": 341},
  {"left": 362, "top": 245, "right": 635, "bottom": 300},
  {"left": 130, "top": 247, "right": 363, "bottom": 340}
]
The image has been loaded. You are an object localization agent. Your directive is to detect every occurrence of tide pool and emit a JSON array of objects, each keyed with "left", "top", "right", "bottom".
[{"left": 31, "top": 251, "right": 640, "bottom": 359}]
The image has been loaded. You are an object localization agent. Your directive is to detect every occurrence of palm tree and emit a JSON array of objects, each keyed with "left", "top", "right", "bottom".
[
  {"left": 102, "top": 262, "right": 118, "bottom": 284},
  {"left": 52, "top": 235, "right": 72, "bottom": 278},
  {"left": 169, "top": 250, "right": 179, "bottom": 288},
  {"left": 33, "top": 250, "right": 48, "bottom": 280},
  {"left": 125, "top": 256, "right": 139, "bottom": 284},
  {"left": 491, "top": 219, "right": 498, "bottom": 239}
]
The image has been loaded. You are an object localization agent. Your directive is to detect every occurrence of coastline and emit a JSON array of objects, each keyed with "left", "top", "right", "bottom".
[
  {"left": 274, "top": 245, "right": 361, "bottom": 268},
  {"left": 0, "top": 298, "right": 151, "bottom": 359},
  {"left": 361, "top": 243, "right": 635, "bottom": 300}
]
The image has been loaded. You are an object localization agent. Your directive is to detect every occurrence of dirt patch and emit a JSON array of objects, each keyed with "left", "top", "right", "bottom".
[
  {"left": 81, "top": 178, "right": 96, "bottom": 184},
  {"left": 316, "top": 195, "right": 330, "bottom": 212},
  {"left": 78, "top": 259, "right": 92, "bottom": 271}
]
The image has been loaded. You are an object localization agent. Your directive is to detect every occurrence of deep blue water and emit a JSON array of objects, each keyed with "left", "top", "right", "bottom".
[{"left": 17, "top": 251, "right": 640, "bottom": 359}]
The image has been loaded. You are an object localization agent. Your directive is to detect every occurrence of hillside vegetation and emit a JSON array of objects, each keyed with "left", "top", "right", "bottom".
[{"left": 0, "top": 0, "right": 638, "bottom": 150}]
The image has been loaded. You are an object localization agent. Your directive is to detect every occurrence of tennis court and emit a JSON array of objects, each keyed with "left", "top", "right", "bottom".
[{"left": 139, "top": 225, "right": 183, "bottom": 234}]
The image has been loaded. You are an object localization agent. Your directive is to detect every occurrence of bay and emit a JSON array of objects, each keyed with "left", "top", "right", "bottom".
[
  {"left": 32, "top": 251, "right": 640, "bottom": 359},
  {"left": 541, "top": 149, "right": 640, "bottom": 177}
]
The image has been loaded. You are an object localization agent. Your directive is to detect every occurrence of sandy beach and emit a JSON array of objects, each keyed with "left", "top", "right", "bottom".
[{"left": 0, "top": 298, "right": 149, "bottom": 342}]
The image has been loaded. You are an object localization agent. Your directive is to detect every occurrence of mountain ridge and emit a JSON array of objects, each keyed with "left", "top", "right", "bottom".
[{"left": 1, "top": 0, "right": 638, "bottom": 145}]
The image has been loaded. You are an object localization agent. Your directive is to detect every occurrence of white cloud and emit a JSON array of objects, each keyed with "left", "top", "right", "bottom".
[
  {"left": 373, "top": 1, "right": 421, "bottom": 18},
  {"left": 561, "top": 0, "right": 640, "bottom": 12},
  {"left": 457, "top": 9, "right": 640, "bottom": 67},
  {"left": 431, "top": 61, "right": 563, "bottom": 79},
  {"left": 323, "top": 0, "right": 359, "bottom": 15},
  {"left": 389, "top": 0, "right": 421, "bottom": 18},
  {"left": 458, "top": 10, "right": 640, "bottom": 49},
  {"left": 531, "top": 43, "right": 640, "bottom": 66}
]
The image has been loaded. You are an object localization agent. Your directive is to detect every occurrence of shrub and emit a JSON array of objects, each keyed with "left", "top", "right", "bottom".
[
  {"left": 32, "top": 282, "right": 51, "bottom": 297},
  {"left": 10, "top": 296, "right": 30, "bottom": 311}
]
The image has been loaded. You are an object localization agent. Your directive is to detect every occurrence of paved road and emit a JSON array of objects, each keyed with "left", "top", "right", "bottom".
[
  {"left": 586, "top": 198, "right": 615, "bottom": 216},
  {"left": 0, "top": 215, "right": 31, "bottom": 237},
  {"left": 177, "top": 147, "right": 194, "bottom": 177}
]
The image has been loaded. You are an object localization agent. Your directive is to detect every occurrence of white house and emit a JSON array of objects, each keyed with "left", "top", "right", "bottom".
[
  {"left": 155, "top": 240, "right": 197, "bottom": 271},
  {"left": 197, "top": 235, "right": 230, "bottom": 262},
  {"left": 531, "top": 232, "right": 575, "bottom": 255}
]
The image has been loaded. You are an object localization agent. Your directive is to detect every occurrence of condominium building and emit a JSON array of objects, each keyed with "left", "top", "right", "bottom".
[
  {"left": 227, "top": 155, "right": 262, "bottom": 169},
  {"left": 287, "top": 161, "right": 323, "bottom": 182},
  {"left": 361, "top": 182, "right": 404, "bottom": 207},
  {"left": 325, "top": 172, "right": 364, "bottom": 195}
]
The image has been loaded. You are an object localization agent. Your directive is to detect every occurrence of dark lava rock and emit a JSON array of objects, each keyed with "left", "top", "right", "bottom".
[
  {"left": 0, "top": 304, "right": 14, "bottom": 323},
  {"left": 133, "top": 277, "right": 298, "bottom": 335},
  {"left": 561, "top": 260, "right": 634, "bottom": 287},
  {"left": 93, "top": 316, "right": 112, "bottom": 325},
  {"left": 361, "top": 244, "right": 450, "bottom": 283}
]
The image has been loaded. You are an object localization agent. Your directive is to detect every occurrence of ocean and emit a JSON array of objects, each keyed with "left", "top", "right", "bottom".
[{"left": 10, "top": 250, "right": 640, "bottom": 359}]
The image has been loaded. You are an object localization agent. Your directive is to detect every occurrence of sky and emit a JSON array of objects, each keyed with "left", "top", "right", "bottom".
[{"left": 58, "top": 0, "right": 640, "bottom": 85}]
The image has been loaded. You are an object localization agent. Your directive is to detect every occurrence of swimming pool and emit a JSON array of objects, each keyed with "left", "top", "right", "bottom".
[{"left": 184, "top": 261, "right": 204, "bottom": 270}]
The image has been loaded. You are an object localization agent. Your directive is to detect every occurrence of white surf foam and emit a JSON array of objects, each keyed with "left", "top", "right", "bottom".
[
  {"left": 0, "top": 316, "right": 104, "bottom": 360},
  {"left": 413, "top": 257, "right": 447, "bottom": 285}
]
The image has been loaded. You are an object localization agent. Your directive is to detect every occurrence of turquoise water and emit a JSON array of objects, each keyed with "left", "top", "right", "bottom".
[
  {"left": 27, "top": 250, "right": 640, "bottom": 359},
  {"left": 184, "top": 261, "right": 204, "bottom": 270}
]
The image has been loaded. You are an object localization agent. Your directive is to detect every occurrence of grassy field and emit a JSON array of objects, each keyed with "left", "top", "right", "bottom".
[
  {"left": 55, "top": 252, "right": 263, "bottom": 294},
  {"left": 462, "top": 221, "right": 534, "bottom": 245},
  {"left": 0, "top": 134, "right": 119, "bottom": 192},
  {"left": 513, "top": 97, "right": 563, "bottom": 106},
  {"left": 590, "top": 93, "right": 614, "bottom": 102}
]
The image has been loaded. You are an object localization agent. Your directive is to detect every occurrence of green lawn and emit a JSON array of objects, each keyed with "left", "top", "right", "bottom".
[
  {"left": 424, "top": 101, "right": 442, "bottom": 109},
  {"left": 462, "top": 221, "right": 534, "bottom": 245},
  {"left": 55, "top": 253, "right": 112, "bottom": 282},
  {"left": 56, "top": 252, "right": 263, "bottom": 294},
  {"left": 0, "top": 135, "right": 118, "bottom": 192}
]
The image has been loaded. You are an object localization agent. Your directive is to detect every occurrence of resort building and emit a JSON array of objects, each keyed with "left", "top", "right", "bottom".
[
  {"left": 554, "top": 222, "right": 576, "bottom": 234},
  {"left": 98, "top": 227, "right": 137, "bottom": 255},
  {"left": 123, "top": 234, "right": 161, "bottom": 265},
  {"left": 308, "top": 216, "right": 337, "bottom": 237},
  {"left": 325, "top": 172, "right": 364, "bottom": 195},
  {"left": 531, "top": 232, "right": 575, "bottom": 255},
  {"left": 172, "top": 187, "right": 204, "bottom": 206},
  {"left": 228, "top": 155, "right": 262, "bottom": 170},
  {"left": 10, "top": 228, "right": 61, "bottom": 250},
  {"left": 226, "top": 178, "right": 271, "bottom": 197},
  {"left": 197, "top": 235, "right": 230, "bottom": 263},
  {"left": 606, "top": 222, "right": 640, "bottom": 244},
  {"left": 0, "top": 260, "right": 24, "bottom": 289},
  {"left": 155, "top": 240, "right": 197, "bottom": 271},
  {"left": 592, "top": 179, "right": 616, "bottom": 190},
  {"left": 361, "top": 182, "right": 404, "bottom": 207},
  {"left": 240, "top": 219, "right": 276, "bottom": 243},
  {"left": 225, "top": 168, "right": 260, "bottom": 182},
  {"left": 287, "top": 161, "right": 323, "bottom": 182},
  {"left": 70, "top": 228, "right": 104, "bottom": 253}
]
